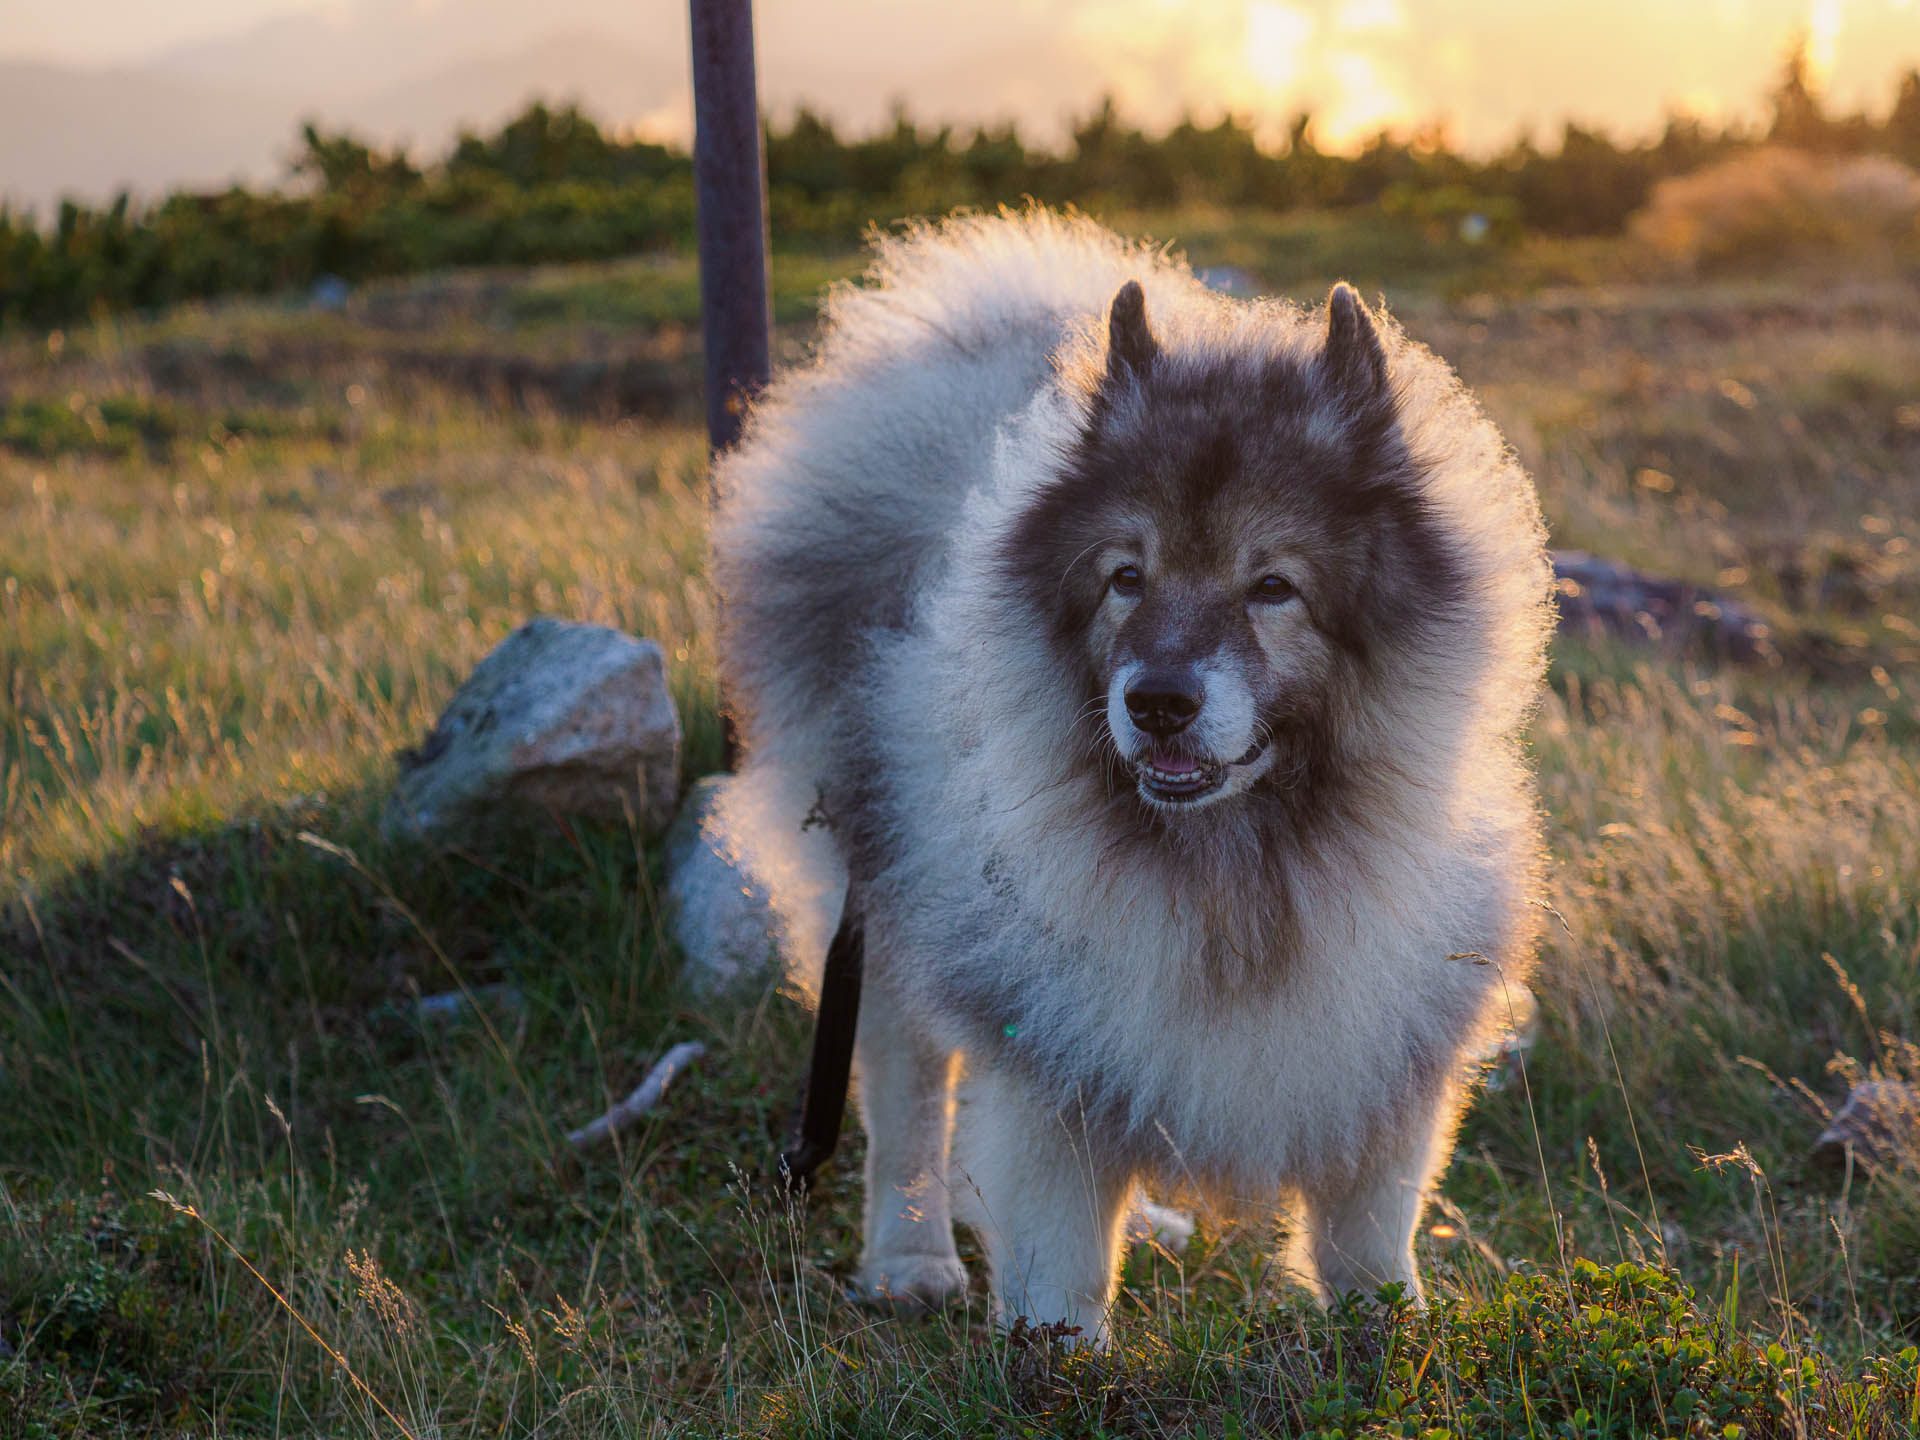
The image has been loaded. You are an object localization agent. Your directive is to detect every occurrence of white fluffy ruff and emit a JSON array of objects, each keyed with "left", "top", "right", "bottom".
[{"left": 709, "top": 208, "right": 1553, "bottom": 1205}]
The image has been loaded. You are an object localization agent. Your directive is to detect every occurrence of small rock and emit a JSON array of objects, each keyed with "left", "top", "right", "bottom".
[
  {"left": 1125, "top": 1199, "right": 1196, "bottom": 1253},
  {"left": 1812, "top": 1079, "right": 1920, "bottom": 1173},
  {"left": 663, "top": 773, "right": 785, "bottom": 996},
  {"left": 1550, "top": 549, "right": 1774, "bottom": 663},
  {"left": 389, "top": 618, "right": 680, "bottom": 840},
  {"left": 1479, "top": 984, "right": 1539, "bottom": 1094},
  {"left": 309, "top": 274, "right": 351, "bottom": 311},
  {"left": 1196, "top": 265, "right": 1257, "bottom": 296},
  {"left": 414, "top": 984, "right": 525, "bottom": 1021}
]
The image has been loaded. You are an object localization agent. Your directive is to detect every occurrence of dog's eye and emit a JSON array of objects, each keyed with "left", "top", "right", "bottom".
[
  {"left": 1110, "top": 564, "right": 1143, "bottom": 595},
  {"left": 1251, "top": 574, "right": 1297, "bottom": 603}
]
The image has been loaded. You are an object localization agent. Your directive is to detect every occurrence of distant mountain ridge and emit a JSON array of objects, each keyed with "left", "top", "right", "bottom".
[
  {"left": 320, "top": 31, "right": 685, "bottom": 149},
  {"left": 2, "top": 0, "right": 1100, "bottom": 215},
  {"left": 3, "top": 18, "right": 691, "bottom": 214},
  {"left": 0, "top": 61, "right": 291, "bottom": 215},
  {"left": 147, "top": 0, "right": 684, "bottom": 110},
  {"left": 10, "top": 0, "right": 1920, "bottom": 217}
]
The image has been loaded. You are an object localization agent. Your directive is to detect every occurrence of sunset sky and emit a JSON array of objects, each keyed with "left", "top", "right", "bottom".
[{"left": 4, "top": 0, "right": 1919, "bottom": 156}]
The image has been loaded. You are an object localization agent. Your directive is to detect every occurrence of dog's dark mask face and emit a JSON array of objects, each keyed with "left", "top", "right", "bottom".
[{"left": 1001, "top": 281, "right": 1466, "bottom": 815}]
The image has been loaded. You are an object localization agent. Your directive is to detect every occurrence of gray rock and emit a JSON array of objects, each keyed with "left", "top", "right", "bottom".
[
  {"left": 663, "top": 773, "right": 785, "bottom": 996},
  {"left": 1812, "top": 1079, "right": 1920, "bottom": 1173},
  {"left": 1478, "top": 984, "right": 1540, "bottom": 1094},
  {"left": 1196, "top": 265, "right": 1257, "bottom": 296},
  {"left": 413, "top": 984, "right": 526, "bottom": 1022},
  {"left": 309, "top": 274, "right": 351, "bottom": 311},
  {"left": 389, "top": 618, "right": 680, "bottom": 840},
  {"left": 1550, "top": 549, "right": 1775, "bottom": 663}
]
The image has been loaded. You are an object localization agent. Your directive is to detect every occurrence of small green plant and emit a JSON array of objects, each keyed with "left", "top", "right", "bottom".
[{"left": 0, "top": 394, "right": 179, "bottom": 458}]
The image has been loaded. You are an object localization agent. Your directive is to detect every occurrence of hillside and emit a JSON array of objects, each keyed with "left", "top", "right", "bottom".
[{"left": 3, "top": 214, "right": 1918, "bottom": 1431}]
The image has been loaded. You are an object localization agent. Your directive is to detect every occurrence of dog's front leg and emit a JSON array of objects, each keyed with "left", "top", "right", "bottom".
[
  {"left": 960, "top": 1070, "right": 1133, "bottom": 1345},
  {"left": 854, "top": 974, "right": 967, "bottom": 1309},
  {"left": 1295, "top": 1097, "right": 1456, "bottom": 1306}
]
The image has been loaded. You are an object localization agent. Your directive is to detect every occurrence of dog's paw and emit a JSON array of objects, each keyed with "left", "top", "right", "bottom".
[
  {"left": 1125, "top": 1200, "right": 1195, "bottom": 1253},
  {"left": 857, "top": 1252, "right": 968, "bottom": 1312}
]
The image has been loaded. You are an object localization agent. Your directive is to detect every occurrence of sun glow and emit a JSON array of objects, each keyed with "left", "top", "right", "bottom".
[
  {"left": 1807, "top": 0, "right": 1845, "bottom": 85},
  {"left": 1064, "top": 0, "right": 1421, "bottom": 152},
  {"left": 1319, "top": 48, "right": 1414, "bottom": 141},
  {"left": 1333, "top": 0, "right": 1406, "bottom": 34},
  {"left": 1244, "top": 2, "right": 1317, "bottom": 93},
  {"left": 1054, "top": 0, "right": 1917, "bottom": 159},
  {"left": 1242, "top": 1, "right": 1415, "bottom": 149}
]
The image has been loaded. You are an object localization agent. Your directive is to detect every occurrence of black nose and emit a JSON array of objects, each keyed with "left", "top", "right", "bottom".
[{"left": 1125, "top": 672, "right": 1202, "bottom": 737}]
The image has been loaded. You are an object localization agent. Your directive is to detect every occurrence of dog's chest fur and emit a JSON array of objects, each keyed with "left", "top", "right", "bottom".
[{"left": 871, "top": 796, "right": 1497, "bottom": 1197}]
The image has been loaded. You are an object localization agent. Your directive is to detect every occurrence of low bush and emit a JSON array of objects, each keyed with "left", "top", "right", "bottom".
[{"left": 1631, "top": 148, "right": 1920, "bottom": 272}]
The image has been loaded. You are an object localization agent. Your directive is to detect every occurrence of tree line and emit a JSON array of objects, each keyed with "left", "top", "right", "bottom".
[{"left": 3, "top": 48, "right": 1917, "bottom": 331}]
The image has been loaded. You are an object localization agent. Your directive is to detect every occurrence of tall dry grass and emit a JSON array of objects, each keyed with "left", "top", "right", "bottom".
[
  {"left": 1631, "top": 147, "right": 1920, "bottom": 273},
  {"left": 2, "top": 393, "right": 719, "bottom": 887},
  {"left": 3, "top": 246, "right": 1920, "bottom": 1433}
]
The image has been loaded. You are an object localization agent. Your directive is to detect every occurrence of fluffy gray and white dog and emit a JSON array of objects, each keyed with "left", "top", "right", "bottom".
[{"left": 709, "top": 210, "right": 1553, "bottom": 1340}]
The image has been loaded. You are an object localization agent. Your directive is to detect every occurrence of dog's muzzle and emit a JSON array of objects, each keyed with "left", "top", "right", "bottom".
[{"left": 1129, "top": 738, "right": 1269, "bottom": 804}]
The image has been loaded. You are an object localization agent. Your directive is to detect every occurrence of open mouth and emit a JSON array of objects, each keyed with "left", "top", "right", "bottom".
[{"left": 1129, "top": 740, "right": 1268, "bottom": 804}]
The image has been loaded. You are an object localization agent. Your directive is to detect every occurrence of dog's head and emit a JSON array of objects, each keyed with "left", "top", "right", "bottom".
[{"left": 1002, "top": 279, "right": 1467, "bottom": 817}]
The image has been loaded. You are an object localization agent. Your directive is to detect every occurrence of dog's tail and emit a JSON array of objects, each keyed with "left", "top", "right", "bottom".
[{"left": 666, "top": 761, "right": 845, "bottom": 1002}]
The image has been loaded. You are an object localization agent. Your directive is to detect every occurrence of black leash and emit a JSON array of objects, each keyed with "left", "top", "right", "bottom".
[{"left": 779, "top": 889, "right": 862, "bottom": 1193}]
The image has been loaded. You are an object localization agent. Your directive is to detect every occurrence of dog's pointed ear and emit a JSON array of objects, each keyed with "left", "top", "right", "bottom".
[
  {"left": 1321, "top": 282, "right": 1388, "bottom": 408},
  {"left": 1106, "top": 280, "right": 1159, "bottom": 384}
]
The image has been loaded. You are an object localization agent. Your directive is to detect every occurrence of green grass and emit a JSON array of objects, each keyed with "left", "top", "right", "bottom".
[
  {"left": 498, "top": 251, "right": 863, "bottom": 332},
  {"left": 3, "top": 224, "right": 1920, "bottom": 1435},
  {"left": 1089, "top": 206, "right": 1543, "bottom": 300}
]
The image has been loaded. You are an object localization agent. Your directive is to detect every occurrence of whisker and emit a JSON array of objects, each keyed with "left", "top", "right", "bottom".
[{"left": 1054, "top": 534, "right": 1130, "bottom": 604}]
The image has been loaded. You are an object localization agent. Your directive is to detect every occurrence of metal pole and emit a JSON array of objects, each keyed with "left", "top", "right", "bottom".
[
  {"left": 690, "top": 0, "right": 768, "bottom": 770},
  {"left": 690, "top": 0, "right": 772, "bottom": 456},
  {"left": 689, "top": 2, "right": 858, "bottom": 1188}
]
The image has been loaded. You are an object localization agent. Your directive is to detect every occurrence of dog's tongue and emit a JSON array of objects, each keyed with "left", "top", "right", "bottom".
[{"left": 1149, "top": 750, "right": 1202, "bottom": 775}]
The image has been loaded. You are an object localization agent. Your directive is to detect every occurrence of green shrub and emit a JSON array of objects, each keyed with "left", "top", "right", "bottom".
[{"left": 8, "top": 56, "right": 1920, "bottom": 332}]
